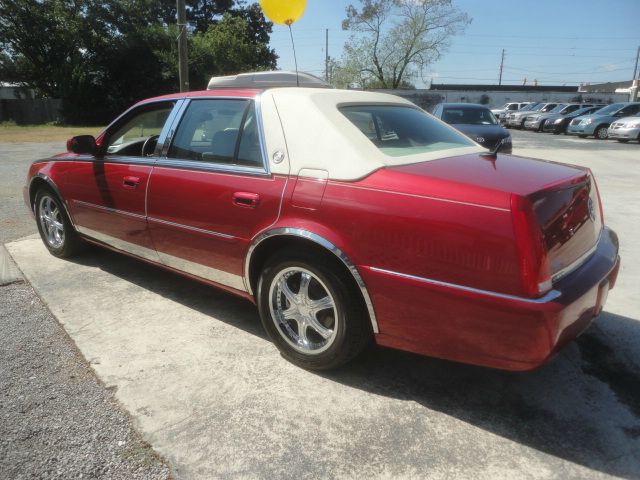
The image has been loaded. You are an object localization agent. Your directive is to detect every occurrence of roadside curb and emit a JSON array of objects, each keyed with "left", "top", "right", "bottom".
[{"left": 0, "top": 244, "right": 23, "bottom": 286}]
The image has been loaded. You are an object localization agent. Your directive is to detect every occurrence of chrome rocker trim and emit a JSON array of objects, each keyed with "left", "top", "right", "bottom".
[{"left": 244, "top": 228, "right": 380, "bottom": 334}]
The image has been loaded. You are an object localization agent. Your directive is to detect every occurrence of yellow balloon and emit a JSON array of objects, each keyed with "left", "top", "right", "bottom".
[{"left": 259, "top": 0, "right": 307, "bottom": 26}]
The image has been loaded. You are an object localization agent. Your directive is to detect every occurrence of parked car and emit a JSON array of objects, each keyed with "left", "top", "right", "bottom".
[
  {"left": 506, "top": 103, "right": 558, "bottom": 129},
  {"left": 432, "top": 103, "right": 512, "bottom": 153},
  {"left": 523, "top": 104, "right": 598, "bottom": 132},
  {"left": 503, "top": 102, "right": 541, "bottom": 127},
  {"left": 24, "top": 71, "right": 620, "bottom": 372},
  {"left": 607, "top": 113, "right": 640, "bottom": 143},
  {"left": 542, "top": 105, "right": 606, "bottom": 134},
  {"left": 566, "top": 102, "right": 640, "bottom": 139},
  {"left": 492, "top": 102, "right": 532, "bottom": 123}
]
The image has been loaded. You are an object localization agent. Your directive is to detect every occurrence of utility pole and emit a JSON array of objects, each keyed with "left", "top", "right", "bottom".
[
  {"left": 325, "top": 28, "right": 329, "bottom": 82},
  {"left": 498, "top": 49, "right": 505, "bottom": 86},
  {"left": 177, "top": 0, "right": 189, "bottom": 92},
  {"left": 631, "top": 45, "right": 639, "bottom": 101}
]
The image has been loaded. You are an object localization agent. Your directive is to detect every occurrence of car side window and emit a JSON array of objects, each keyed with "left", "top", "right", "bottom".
[
  {"left": 619, "top": 104, "right": 640, "bottom": 116},
  {"left": 168, "top": 98, "right": 263, "bottom": 168},
  {"left": 105, "top": 102, "right": 175, "bottom": 156}
]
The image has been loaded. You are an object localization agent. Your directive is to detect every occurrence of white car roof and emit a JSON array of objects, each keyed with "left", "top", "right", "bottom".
[{"left": 263, "top": 88, "right": 483, "bottom": 180}]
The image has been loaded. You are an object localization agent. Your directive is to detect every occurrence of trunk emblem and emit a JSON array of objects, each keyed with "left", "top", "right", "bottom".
[{"left": 475, "top": 136, "right": 485, "bottom": 143}]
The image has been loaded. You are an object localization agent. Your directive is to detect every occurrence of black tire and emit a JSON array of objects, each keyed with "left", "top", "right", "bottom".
[
  {"left": 34, "top": 188, "right": 83, "bottom": 258},
  {"left": 257, "top": 249, "right": 372, "bottom": 370},
  {"left": 594, "top": 125, "right": 609, "bottom": 140}
]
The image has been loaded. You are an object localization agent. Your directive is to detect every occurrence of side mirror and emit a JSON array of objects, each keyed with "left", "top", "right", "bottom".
[{"left": 67, "top": 135, "right": 96, "bottom": 154}]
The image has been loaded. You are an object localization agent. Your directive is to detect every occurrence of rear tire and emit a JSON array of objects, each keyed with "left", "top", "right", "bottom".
[
  {"left": 35, "top": 188, "right": 83, "bottom": 258},
  {"left": 257, "top": 249, "right": 372, "bottom": 370}
]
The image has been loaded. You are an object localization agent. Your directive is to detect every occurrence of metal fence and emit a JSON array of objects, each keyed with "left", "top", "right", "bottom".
[{"left": 0, "top": 98, "right": 62, "bottom": 124}]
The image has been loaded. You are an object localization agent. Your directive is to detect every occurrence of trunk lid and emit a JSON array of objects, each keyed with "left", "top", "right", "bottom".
[{"left": 383, "top": 153, "right": 603, "bottom": 290}]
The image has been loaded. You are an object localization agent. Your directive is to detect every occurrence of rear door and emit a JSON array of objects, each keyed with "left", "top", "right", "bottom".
[
  {"left": 146, "top": 96, "right": 287, "bottom": 292},
  {"left": 63, "top": 100, "right": 180, "bottom": 260}
]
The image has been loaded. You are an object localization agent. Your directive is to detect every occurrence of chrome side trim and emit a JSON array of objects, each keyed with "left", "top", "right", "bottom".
[
  {"left": 76, "top": 226, "right": 161, "bottom": 263},
  {"left": 369, "top": 267, "right": 562, "bottom": 304},
  {"left": 244, "top": 228, "right": 380, "bottom": 333},
  {"left": 72, "top": 200, "right": 146, "bottom": 220},
  {"left": 147, "top": 216, "right": 236, "bottom": 240},
  {"left": 153, "top": 159, "right": 270, "bottom": 177},
  {"left": 76, "top": 226, "right": 246, "bottom": 292},
  {"left": 156, "top": 251, "right": 246, "bottom": 292},
  {"left": 551, "top": 230, "right": 602, "bottom": 284}
]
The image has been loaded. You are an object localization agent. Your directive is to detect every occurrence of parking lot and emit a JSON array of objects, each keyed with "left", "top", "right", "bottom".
[{"left": 2, "top": 130, "right": 640, "bottom": 479}]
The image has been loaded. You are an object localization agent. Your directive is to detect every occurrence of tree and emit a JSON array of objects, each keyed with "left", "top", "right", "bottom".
[
  {"left": 0, "top": 0, "right": 278, "bottom": 124},
  {"left": 340, "top": 0, "right": 470, "bottom": 89}
]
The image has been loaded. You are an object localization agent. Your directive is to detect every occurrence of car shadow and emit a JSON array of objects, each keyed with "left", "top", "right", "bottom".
[{"left": 68, "top": 246, "right": 640, "bottom": 478}]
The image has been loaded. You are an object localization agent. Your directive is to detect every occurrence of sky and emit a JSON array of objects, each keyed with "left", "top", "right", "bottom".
[{"left": 267, "top": 0, "right": 640, "bottom": 87}]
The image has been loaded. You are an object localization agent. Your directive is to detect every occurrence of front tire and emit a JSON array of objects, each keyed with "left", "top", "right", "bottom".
[
  {"left": 35, "top": 188, "right": 83, "bottom": 258},
  {"left": 257, "top": 250, "right": 371, "bottom": 370},
  {"left": 594, "top": 125, "right": 609, "bottom": 140}
]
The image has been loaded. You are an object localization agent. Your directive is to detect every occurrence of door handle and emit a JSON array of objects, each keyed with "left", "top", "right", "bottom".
[
  {"left": 233, "top": 192, "right": 260, "bottom": 208},
  {"left": 123, "top": 176, "right": 140, "bottom": 189}
]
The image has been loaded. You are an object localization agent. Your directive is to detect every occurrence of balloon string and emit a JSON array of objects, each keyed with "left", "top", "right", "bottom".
[{"left": 288, "top": 24, "right": 299, "bottom": 87}]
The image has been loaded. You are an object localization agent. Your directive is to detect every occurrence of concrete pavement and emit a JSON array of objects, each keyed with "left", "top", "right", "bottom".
[{"left": 5, "top": 131, "right": 640, "bottom": 479}]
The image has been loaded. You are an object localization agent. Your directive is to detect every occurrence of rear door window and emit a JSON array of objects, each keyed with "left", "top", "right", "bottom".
[{"left": 168, "top": 99, "right": 263, "bottom": 168}]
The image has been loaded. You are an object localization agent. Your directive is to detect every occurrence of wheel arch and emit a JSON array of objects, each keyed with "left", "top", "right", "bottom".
[
  {"left": 245, "top": 228, "right": 379, "bottom": 334},
  {"left": 29, "top": 173, "right": 76, "bottom": 227}
]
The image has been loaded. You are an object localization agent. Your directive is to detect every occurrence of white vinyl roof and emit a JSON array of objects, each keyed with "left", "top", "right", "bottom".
[{"left": 264, "top": 88, "right": 484, "bottom": 180}]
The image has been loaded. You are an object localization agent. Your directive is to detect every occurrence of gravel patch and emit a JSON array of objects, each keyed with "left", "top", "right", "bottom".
[
  {"left": 0, "top": 282, "right": 172, "bottom": 479},
  {"left": 1, "top": 141, "right": 172, "bottom": 478}
]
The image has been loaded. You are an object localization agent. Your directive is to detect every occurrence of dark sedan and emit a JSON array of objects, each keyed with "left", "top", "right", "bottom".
[
  {"left": 542, "top": 105, "right": 605, "bottom": 134},
  {"left": 432, "top": 103, "right": 512, "bottom": 153}
]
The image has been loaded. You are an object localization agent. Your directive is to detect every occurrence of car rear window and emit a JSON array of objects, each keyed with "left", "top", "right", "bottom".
[{"left": 339, "top": 105, "right": 475, "bottom": 157}]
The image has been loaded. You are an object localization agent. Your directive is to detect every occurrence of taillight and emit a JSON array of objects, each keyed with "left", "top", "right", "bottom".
[
  {"left": 588, "top": 169, "right": 605, "bottom": 225},
  {"left": 511, "top": 194, "right": 552, "bottom": 297}
]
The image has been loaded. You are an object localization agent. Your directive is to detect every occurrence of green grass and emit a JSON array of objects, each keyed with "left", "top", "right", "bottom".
[{"left": 0, "top": 122, "right": 105, "bottom": 143}]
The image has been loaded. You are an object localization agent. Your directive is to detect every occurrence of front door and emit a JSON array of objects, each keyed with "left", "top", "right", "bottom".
[
  {"left": 146, "top": 97, "right": 287, "bottom": 292},
  {"left": 63, "top": 100, "right": 179, "bottom": 261}
]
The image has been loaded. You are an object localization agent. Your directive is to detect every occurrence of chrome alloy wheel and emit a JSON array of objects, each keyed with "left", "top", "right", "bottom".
[
  {"left": 268, "top": 267, "right": 338, "bottom": 355},
  {"left": 38, "top": 195, "right": 65, "bottom": 249}
]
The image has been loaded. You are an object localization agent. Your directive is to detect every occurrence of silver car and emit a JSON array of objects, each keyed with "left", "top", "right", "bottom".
[
  {"left": 506, "top": 103, "right": 558, "bottom": 129},
  {"left": 607, "top": 113, "right": 640, "bottom": 143},
  {"left": 492, "top": 102, "right": 532, "bottom": 123},
  {"left": 523, "top": 104, "right": 599, "bottom": 132}
]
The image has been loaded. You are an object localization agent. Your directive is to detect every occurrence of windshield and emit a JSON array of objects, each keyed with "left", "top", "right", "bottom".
[
  {"left": 571, "top": 107, "right": 595, "bottom": 116},
  {"left": 340, "top": 105, "right": 475, "bottom": 157},
  {"left": 519, "top": 103, "right": 537, "bottom": 112},
  {"left": 548, "top": 104, "right": 567, "bottom": 113},
  {"left": 441, "top": 107, "right": 498, "bottom": 125},
  {"left": 594, "top": 103, "right": 624, "bottom": 115}
]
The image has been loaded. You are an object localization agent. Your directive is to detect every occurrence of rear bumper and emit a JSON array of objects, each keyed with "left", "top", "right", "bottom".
[{"left": 364, "top": 227, "right": 620, "bottom": 371}]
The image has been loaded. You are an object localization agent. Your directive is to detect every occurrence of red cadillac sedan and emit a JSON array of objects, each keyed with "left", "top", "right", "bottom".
[{"left": 24, "top": 72, "right": 620, "bottom": 371}]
